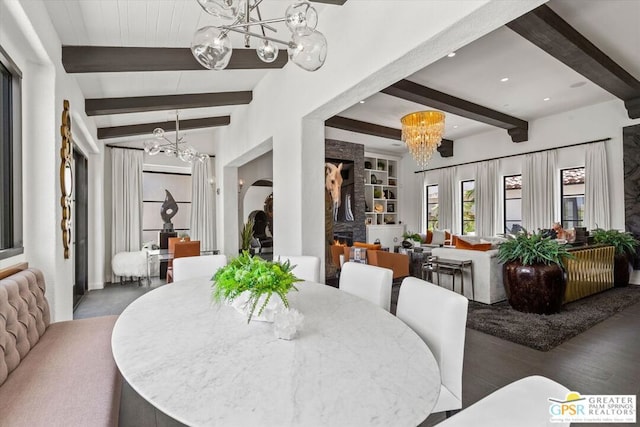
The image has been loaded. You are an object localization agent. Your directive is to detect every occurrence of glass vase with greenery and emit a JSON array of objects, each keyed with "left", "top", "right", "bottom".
[
  {"left": 402, "top": 231, "right": 422, "bottom": 243},
  {"left": 212, "top": 252, "right": 302, "bottom": 323}
]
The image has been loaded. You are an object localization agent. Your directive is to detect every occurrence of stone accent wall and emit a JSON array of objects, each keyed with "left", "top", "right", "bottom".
[
  {"left": 623, "top": 124, "right": 640, "bottom": 269},
  {"left": 325, "top": 140, "right": 366, "bottom": 278}
]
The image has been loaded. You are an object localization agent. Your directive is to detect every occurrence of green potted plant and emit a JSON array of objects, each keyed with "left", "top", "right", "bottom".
[
  {"left": 240, "top": 218, "right": 255, "bottom": 254},
  {"left": 212, "top": 252, "right": 302, "bottom": 323},
  {"left": 591, "top": 228, "right": 639, "bottom": 287},
  {"left": 402, "top": 231, "right": 422, "bottom": 248},
  {"left": 497, "top": 230, "right": 573, "bottom": 314}
]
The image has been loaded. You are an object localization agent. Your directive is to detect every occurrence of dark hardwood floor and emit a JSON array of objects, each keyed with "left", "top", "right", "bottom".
[{"left": 424, "top": 294, "right": 640, "bottom": 426}]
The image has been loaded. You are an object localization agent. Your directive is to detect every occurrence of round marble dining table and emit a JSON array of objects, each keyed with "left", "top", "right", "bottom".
[{"left": 111, "top": 279, "right": 441, "bottom": 426}]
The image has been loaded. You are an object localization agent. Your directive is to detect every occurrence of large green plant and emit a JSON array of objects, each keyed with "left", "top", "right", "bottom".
[
  {"left": 240, "top": 218, "right": 255, "bottom": 251},
  {"left": 591, "top": 228, "right": 639, "bottom": 256},
  {"left": 212, "top": 252, "right": 301, "bottom": 323},
  {"left": 497, "top": 230, "right": 572, "bottom": 268}
]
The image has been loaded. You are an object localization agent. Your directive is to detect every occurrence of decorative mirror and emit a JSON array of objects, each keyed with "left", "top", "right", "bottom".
[{"left": 60, "top": 100, "right": 73, "bottom": 259}]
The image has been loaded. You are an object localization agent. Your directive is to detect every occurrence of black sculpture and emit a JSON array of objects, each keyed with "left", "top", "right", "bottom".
[{"left": 161, "top": 190, "right": 179, "bottom": 231}]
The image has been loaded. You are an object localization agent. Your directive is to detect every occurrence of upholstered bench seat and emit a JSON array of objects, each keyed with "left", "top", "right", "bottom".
[{"left": 0, "top": 267, "right": 121, "bottom": 426}]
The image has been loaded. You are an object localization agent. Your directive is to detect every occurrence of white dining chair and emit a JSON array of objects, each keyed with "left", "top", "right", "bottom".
[
  {"left": 396, "top": 276, "right": 468, "bottom": 416},
  {"left": 172, "top": 255, "right": 228, "bottom": 282},
  {"left": 276, "top": 255, "right": 321, "bottom": 282},
  {"left": 339, "top": 262, "right": 393, "bottom": 311},
  {"left": 437, "top": 375, "right": 570, "bottom": 427}
]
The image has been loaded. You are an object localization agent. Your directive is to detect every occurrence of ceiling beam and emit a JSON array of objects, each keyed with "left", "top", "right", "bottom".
[
  {"left": 506, "top": 4, "right": 640, "bottom": 119},
  {"left": 326, "top": 116, "right": 402, "bottom": 140},
  {"left": 62, "top": 46, "right": 287, "bottom": 73},
  {"left": 325, "top": 116, "right": 454, "bottom": 157},
  {"left": 97, "top": 116, "right": 230, "bottom": 140},
  {"left": 381, "top": 80, "right": 529, "bottom": 143},
  {"left": 86, "top": 91, "right": 252, "bottom": 116}
]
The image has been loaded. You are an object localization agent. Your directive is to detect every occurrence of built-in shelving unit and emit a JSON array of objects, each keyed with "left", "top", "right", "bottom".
[{"left": 364, "top": 154, "right": 399, "bottom": 226}]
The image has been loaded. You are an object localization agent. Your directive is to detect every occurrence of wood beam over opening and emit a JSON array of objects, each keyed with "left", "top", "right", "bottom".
[
  {"left": 507, "top": 4, "right": 640, "bottom": 119},
  {"left": 97, "top": 116, "right": 230, "bottom": 139},
  {"left": 325, "top": 116, "right": 454, "bottom": 157},
  {"left": 62, "top": 46, "right": 287, "bottom": 73},
  {"left": 381, "top": 80, "right": 529, "bottom": 143},
  {"left": 86, "top": 91, "right": 252, "bottom": 116}
]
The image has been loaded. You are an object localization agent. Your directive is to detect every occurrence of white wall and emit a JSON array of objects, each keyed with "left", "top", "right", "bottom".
[
  {"left": 215, "top": 1, "right": 545, "bottom": 279},
  {"left": 0, "top": 0, "right": 101, "bottom": 321},
  {"left": 399, "top": 99, "right": 640, "bottom": 235},
  {"left": 243, "top": 186, "right": 272, "bottom": 224}
]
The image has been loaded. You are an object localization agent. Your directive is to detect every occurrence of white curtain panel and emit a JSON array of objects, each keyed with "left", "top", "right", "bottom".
[
  {"left": 190, "top": 160, "right": 216, "bottom": 251},
  {"left": 584, "top": 141, "right": 610, "bottom": 229},
  {"left": 474, "top": 160, "right": 497, "bottom": 237},
  {"left": 522, "top": 150, "right": 557, "bottom": 232},
  {"left": 438, "top": 168, "right": 456, "bottom": 232},
  {"left": 111, "top": 148, "right": 144, "bottom": 276}
]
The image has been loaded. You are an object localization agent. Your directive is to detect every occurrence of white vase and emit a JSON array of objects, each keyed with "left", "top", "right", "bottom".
[{"left": 229, "top": 291, "right": 284, "bottom": 322}]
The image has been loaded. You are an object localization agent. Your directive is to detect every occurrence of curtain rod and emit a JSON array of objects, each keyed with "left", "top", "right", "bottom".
[
  {"left": 414, "top": 137, "right": 611, "bottom": 174},
  {"left": 106, "top": 144, "right": 215, "bottom": 158}
]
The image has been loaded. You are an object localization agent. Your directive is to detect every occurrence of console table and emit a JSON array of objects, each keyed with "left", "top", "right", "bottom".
[{"left": 563, "top": 244, "right": 614, "bottom": 303}]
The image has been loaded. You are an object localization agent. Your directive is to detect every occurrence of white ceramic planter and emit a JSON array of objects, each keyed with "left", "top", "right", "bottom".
[{"left": 229, "top": 291, "right": 284, "bottom": 322}]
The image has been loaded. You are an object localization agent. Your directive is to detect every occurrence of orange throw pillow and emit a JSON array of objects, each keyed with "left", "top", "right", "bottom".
[{"left": 455, "top": 237, "right": 491, "bottom": 251}]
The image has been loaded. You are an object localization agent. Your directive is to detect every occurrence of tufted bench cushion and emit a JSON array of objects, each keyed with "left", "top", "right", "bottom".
[{"left": 0, "top": 268, "right": 121, "bottom": 426}]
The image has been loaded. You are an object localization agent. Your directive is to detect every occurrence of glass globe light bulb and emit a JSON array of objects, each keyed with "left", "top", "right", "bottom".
[
  {"left": 285, "top": 1, "right": 317, "bottom": 36},
  {"left": 179, "top": 147, "right": 197, "bottom": 163},
  {"left": 153, "top": 128, "right": 164, "bottom": 138},
  {"left": 256, "top": 40, "right": 279, "bottom": 63},
  {"left": 191, "top": 26, "right": 233, "bottom": 70},
  {"left": 196, "top": 0, "right": 244, "bottom": 21},
  {"left": 144, "top": 140, "right": 161, "bottom": 156},
  {"left": 288, "top": 30, "right": 327, "bottom": 72}
]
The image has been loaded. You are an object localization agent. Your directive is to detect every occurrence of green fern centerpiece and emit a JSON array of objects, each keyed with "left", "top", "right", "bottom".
[{"left": 212, "top": 252, "right": 301, "bottom": 323}]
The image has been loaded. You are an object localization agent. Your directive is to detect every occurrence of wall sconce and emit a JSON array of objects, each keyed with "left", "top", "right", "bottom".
[{"left": 238, "top": 178, "right": 244, "bottom": 192}]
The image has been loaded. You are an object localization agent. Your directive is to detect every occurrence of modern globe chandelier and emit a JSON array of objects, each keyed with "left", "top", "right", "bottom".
[
  {"left": 191, "top": 0, "right": 327, "bottom": 72},
  {"left": 143, "top": 112, "right": 209, "bottom": 163},
  {"left": 400, "top": 111, "right": 445, "bottom": 169}
]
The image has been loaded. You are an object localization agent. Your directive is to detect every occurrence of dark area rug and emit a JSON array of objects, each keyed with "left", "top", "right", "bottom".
[{"left": 466, "top": 285, "right": 640, "bottom": 351}]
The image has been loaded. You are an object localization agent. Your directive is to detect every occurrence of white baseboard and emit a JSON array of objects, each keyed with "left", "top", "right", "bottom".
[{"left": 630, "top": 270, "right": 640, "bottom": 285}]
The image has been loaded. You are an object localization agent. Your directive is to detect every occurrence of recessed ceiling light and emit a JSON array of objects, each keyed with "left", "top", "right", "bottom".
[
  {"left": 500, "top": 77, "right": 509, "bottom": 82},
  {"left": 359, "top": 100, "right": 365, "bottom": 104},
  {"left": 543, "top": 97, "right": 551, "bottom": 101},
  {"left": 453, "top": 125, "right": 459, "bottom": 129},
  {"left": 447, "top": 52, "right": 456, "bottom": 58}
]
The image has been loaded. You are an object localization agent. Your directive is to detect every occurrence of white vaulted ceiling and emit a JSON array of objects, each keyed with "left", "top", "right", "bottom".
[{"left": 42, "top": 0, "right": 640, "bottom": 155}]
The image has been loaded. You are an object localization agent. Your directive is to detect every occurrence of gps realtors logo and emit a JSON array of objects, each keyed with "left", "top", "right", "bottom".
[{"left": 549, "top": 392, "right": 636, "bottom": 423}]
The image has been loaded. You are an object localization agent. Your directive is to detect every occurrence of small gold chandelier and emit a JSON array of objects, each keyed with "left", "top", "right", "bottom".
[{"left": 401, "top": 111, "right": 445, "bottom": 169}]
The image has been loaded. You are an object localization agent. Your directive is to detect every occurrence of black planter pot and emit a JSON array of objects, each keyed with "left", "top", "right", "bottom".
[
  {"left": 614, "top": 253, "right": 630, "bottom": 287},
  {"left": 503, "top": 261, "right": 566, "bottom": 315}
]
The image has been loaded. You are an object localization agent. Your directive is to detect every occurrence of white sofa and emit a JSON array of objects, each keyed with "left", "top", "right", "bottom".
[{"left": 430, "top": 247, "right": 506, "bottom": 304}]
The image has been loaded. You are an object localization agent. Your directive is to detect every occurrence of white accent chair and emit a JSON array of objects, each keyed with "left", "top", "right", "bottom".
[
  {"left": 275, "top": 255, "right": 321, "bottom": 282},
  {"left": 396, "top": 277, "right": 468, "bottom": 415},
  {"left": 172, "top": 255, "right": 228, "bottom": 282},
  {"left": 437, "top": 375, "right": 570, "bottom": 427},
  {"left": 112, "top": 251, "right": 148, "bottom": 284},
  {"left": 339, "top": 262, "right": 393, "bottom": 311}
]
